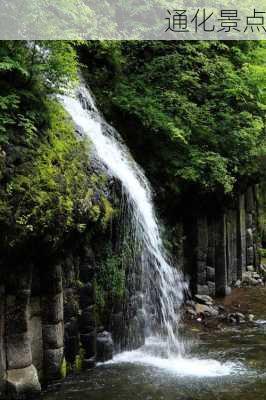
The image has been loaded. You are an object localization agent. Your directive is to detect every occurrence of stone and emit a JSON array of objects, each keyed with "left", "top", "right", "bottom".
[
  {"left": 64, "top": 301, "right": 79, "bottom": 321},
  {"left": 44, "top": 348, "right": 64, "bottom": 381},
  {"left": 247, "top": 314, "right": 255, "bottom": 322},
  {"left": 185, "top": 307, "right": 197, "bottom": 318},
  {"left": 41, "top": 264, "right": 63, "bottom": 295},
  {"left": 194, "top": 294, "right": 213, "bottom": 305},
  {"left": 228, "top": 312, "right": 245, "bottom": 324},
  {"left": 64, "top": 319, "right": 79, "bottom": 337},
  {"left": 251, "top": 272, "right": 260, "bottom": 279},
  {"left": 195, "top": 303, "right": 218, "bottom": 317},
  {"left": 247, "top": 265, "right": 254, "bottom": 272},
  {"left": 242, "top": 272, "right": 259, "bottom": 286},
  {"left": 6, "top": 365, "right": 41, "bottom": 399},
  {"left": 43, "top": 322, "right": 64, "bottom": 349},
  {"left": 234, "top": 280, "right": 241, "bottom": 288},
  {"left": 96, "top": 331, "right": 114, "bottom": 362},
  {"left": 207, "top": 281, "right": 215, "bottom": 296},
  {"left": 246, "top": 246, "right": 254, "bottom": 266},
  {"left": 42, "top": 293, "right": 63, "bottom": 324},
  {"left": 196, "top": 285, "right": 210, "bottom": 296},
  {"left": 83, "top": 357, "right": 96, "bottom": 369},
  {"left": 259, "top": 264, "right": 266, "bottom": 279},
  {"left": 206, "top": 267, "right": 215, "bottom": 282},
  {"left": 197, "top": 264, "right": 207, "bottom": 285},
  {"left": 246, "top": 228, "right": 253, "bottom": 247},
  {"left": 6, "top": 295, "right": 28, "bottom": 334},
  {"left": 7, "top": 333, "right": 32, "bottom": 370}
]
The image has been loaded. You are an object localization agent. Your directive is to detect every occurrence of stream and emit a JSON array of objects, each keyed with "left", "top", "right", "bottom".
[{"left": 43, "top": 287, "right": 266, "bottom": 400}]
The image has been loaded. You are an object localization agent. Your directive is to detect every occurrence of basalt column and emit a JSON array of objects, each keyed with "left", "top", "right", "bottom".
[
  {"left": 5, "top": 265, "right": 41, "bottom": 399},
  {"left": 41, "top": 264, "right": 64, "bottom": 382}
]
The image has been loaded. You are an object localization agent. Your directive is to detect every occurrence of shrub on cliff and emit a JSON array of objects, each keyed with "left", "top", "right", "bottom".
[
  {"left": 80, "top": 41, "right": 266, "bottom": 207},
  {"left": 0, "top": 41, "right": 114, "bottom": 255}
]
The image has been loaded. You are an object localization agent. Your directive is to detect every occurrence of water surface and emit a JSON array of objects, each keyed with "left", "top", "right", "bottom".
[{"left": 43, "top": 288, "right": 266, "bottom": 400}]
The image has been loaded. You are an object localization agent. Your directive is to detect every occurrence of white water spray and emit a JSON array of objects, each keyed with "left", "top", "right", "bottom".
[
  {"left": 60, "top": 84, "right": 186, "bottom": 355},
  {"left": 59, "top": 84, "right": 244, "bottom": 377}
]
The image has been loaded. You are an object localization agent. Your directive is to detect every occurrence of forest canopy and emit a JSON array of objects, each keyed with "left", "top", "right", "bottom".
[{"left": 80, "top": 41, "right": 266, "bottom": 205}]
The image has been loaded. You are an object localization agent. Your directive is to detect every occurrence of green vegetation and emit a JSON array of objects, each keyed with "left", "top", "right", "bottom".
[
  {"left": 0, "top": 41, "right": 113, "bottom": 256},
  {"left": 80, "top": 41, "right": 266, "bottom": 209}
]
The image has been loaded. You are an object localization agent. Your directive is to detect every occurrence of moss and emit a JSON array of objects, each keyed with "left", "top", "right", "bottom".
[
  {"left": 60, "top": 357, "right": 67, "bottom": 379},
  {"left": 74, "top": 348, "right": 85, "bottom": 373}
]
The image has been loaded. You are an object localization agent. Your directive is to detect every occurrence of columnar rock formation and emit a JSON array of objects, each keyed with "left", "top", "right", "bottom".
[
  {"left": 0, "top": 248, "right": 114, "bottom": 399},
  {"left": 181, "top": 186, "right": 260, "bottom": 296},
  {"left": 0, "top": 187, "right": 261, "bottom": 399}
]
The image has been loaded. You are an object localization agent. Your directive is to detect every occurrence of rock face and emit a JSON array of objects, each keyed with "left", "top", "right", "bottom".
[
  {"left": 0, "top": 185, "right": 261, "bottom": 399},
  {"left": 181, "top": 186, "right": 260, "bottom": 297},
  {"left": 0, "top": 246, "right": 115, "bottom": 399}
]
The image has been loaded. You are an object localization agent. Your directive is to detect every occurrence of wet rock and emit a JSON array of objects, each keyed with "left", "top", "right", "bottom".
[
  {"left": 44, "top": 348, "right": 64, "bottom": 381},
  {"left": 43, "top": 322, "right": 64, "bottom": 349},
  {"left": 207, "top": 281, "right": 215, "bottom": 296},
  {"left": 252, "top": 272, "right": 260, "bottom": 280},
  {"left": 242, "top": 272, "right": 259, "bottom": 286},
  {"left": 185, "top": 307, "right": 197, "bottom": 318},
  {"left": 218, "top": 305, "right": 225, "bottom": 313},
  {"left": 42, "top": 293, "right": 64, "bottom": 324},
  {"left": 247, "top": 314, "right": 255, "bottom": 322},
  {"left": 6, "top": 365, "right": 41, "bottom": 399},
  {"left": 96, "top": 331, "right": 114, "bottom": 362},
  {"left": 195, "top": 303, "right": 218, "bottom": 317},
  {"left": 247, "top": 265, "right": 254, "bottom": 272},
  {"left": 228, "top": 312, "right": 245, "bottom": 324},
  {"left": 196, "top": 285, "right": 209, "bottom": 296},
  {"left": 194, "top": 294, "right": 213, "bottom": 306},
  {"left": 83, "top": 357, "right": 96, "bottom": 369},
  {"left": 259, "top": 264, "right": 266, "bottom": 279},
  {"left": 234, "top": 280, "right": 241, "bottom": 288}
]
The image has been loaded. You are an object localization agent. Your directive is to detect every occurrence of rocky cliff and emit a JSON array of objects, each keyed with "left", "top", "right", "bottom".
[{"left": 0, "top": 185, "right": 261, "bottom": 399}]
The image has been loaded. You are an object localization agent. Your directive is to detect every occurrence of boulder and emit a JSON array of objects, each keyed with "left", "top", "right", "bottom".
[
  {"left": 6, "top": 365, "right": 41, "bottom": 399},
  {"left": 195, "top": 303, "right": 218, "bottom": 317},
  {"left": 234, "top": 280, "right": 241, "bottom": 288},
  {"left": 228, "top": 312, "right": 245, "bottom": 324},
  {"left": 194, "top": 294, "right": 213, "bottom": 305}
]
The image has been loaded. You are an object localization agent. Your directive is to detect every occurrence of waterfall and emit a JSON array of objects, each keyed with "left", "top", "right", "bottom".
[{"left": 60, "top": 85, "right": 187, "bottom": 357}]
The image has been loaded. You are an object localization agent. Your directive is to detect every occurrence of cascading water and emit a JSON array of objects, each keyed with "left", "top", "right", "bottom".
[
  {"left": 60, "top": 84, "right": 187, "bottom": 357},
  {"left": 59, "top": 84, "right": 243, "bottom": 377}
]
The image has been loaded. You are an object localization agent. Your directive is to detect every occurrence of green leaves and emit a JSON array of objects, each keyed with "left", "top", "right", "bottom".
[{"left": 83, "top": 41, "right": 266, "bottom": 199}]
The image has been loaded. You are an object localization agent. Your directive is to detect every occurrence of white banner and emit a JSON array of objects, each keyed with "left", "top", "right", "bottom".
[{"left": 0, "top": 0, "right": 266, "bottom": 40}]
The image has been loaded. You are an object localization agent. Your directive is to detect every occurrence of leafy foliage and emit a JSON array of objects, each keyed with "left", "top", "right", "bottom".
[
  {"left": 0, "top": 41, "right": 113, "bottom": 255},
  {"left": 80, "top": 41, "right": 266, "bottom": 206}
]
